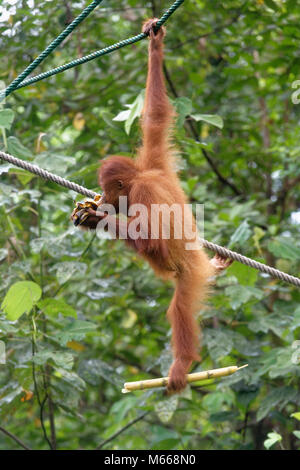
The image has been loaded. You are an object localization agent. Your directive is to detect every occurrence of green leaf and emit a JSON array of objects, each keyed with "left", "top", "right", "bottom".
[
  {"left": 293, "top": 431, "right": 300, "bottom": 439},
  {"left": 155, "top": 395, "right": 179, "bottom": 423},
  {"left": 78, "top": 359, "right": 123, "bottom": 387},
  {"left": 38, "top": 298, "right": 77, "bottom": 318},
  {"left": 202, "top": 391, "right": 230, "bottom": 414},
  {"left": 225, "top": 285, "right": 263, "bottom": 310},
  {"left": 174, "top": 97, "right": 193, "bottom": 128},
  {"left": 291, "top": 412, "right": 300, "bottom": 421},
  {"left": 112, "top": 109, "right": 131, "bottom": 122},
  {"left": 152, "top": 438, "right": 180, "bottom": 450},
  {"left": 0, "top": 248, "right": 8, "bottom": 261},
  {"left": 55, "top": 369, "right": 86, "bottom": 392},
  {"left": 121, "top": 309, "right": 137, "bottom": 328},
  {"left": 125, "top": 91, "right": 144, "bottom": 135},
  {"left": 111, "top": 396, "right": 139, "bottom": 421},
  {"left": 0, "top": 163, "right": 14, "bottom": 175},
  {"left": 191, "top": 113, "right": 224, "bottom": 129},
  {"left": 33, "top": 152, "right": 75, "bottom": 175},
  {"left": 113, "top": 90, "right": 145, "bottom": 135},
  {"left": 1, "top": 281, "right": 42, "bottom": 321},
  {"left": 7, "top": 136, "right": 33, "bottom": 159},
  {"left": 268, "top": 239, "right": 300, "bottom": 261},
  {"left": 205, "top": 329, "right": 234, "bottom": 359},
  {"left": 264, "top": 432, "right": 282, "bottom": 449},
  {"left": 0, "top": 109, "right": 15, "bottom": 129},
  {"left": 229, "top": 220, "right": 251, "bottom": 248},
  {"left": 227, "top": 262, "right": 257, "bottom": 286},
  {"left": 252, "top": 226, "right": 265, "bottom": 252},
  {"left": 0, "top": 386, "right": 23, "bottom": 411},
  {"left": 53, "top": 261, "right": 87, "bottom": 284},
  {"left": 249, "top": 313, "right": 291, "bottom": 337},
  {"left": 264, "top": 0, "right": 279, "bottom": 11},
  {"left": 257, "top": 387, "right": 299, "bottom": 421},
  {"left": 32, "top": 350, "right": 74, "bottom": 370},
  {"left": 56, "top": 320, "right": 98, "bottom": 346}
]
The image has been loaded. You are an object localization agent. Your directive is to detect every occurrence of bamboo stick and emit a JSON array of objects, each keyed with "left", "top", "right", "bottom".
[{"left": 122, "top": 364, "right": 248, "bottom": 393}]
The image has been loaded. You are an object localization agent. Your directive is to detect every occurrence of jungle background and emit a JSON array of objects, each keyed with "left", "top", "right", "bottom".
[{"left": 0, "top": 0, "right": 299, "bottom": 451}]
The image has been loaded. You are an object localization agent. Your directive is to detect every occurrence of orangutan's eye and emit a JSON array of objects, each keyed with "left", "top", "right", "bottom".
[{"left": 117, "top": 180, "right": 123, "bottom": 189}]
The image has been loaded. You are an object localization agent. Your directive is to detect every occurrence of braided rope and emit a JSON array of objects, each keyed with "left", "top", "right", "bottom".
[
  {"left": 0, "top": 0, "right": 185, "bottom": 96},
  {"left": 200, "top": 239, "right": 300, "bottom": 288},
  {"left": 0, "top": 0, "right": 104, "bottom": 101},
  {"left": 0, "top": 149, "right": 299, "bottom": 288},
  {"left": 0, "top": 151, "right": 97, "bottom": 198}
]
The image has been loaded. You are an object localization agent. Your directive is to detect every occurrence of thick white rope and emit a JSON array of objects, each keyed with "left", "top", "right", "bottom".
[{"left": 0, "top": 150, "right": 299, "bottom": 288}]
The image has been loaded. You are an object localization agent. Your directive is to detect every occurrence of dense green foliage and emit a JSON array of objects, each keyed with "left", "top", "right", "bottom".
[{"left": 0, "top": 0, "right": 299, "bottom": 451}]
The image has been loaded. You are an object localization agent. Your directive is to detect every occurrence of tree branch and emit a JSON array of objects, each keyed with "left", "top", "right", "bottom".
[
  {"left": 31, "top": 334, "right": 53, "bottom": 450},
  {"left": 95, "top": 411, "right": 150, "bottom": 450},
  {"left": 0, "top": 425, "right": 32, "bottom": 450}
]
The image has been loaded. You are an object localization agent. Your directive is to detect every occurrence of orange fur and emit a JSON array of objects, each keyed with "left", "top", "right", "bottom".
[{"left": 78, "top": 20, "right": 216, "bottom": 393}]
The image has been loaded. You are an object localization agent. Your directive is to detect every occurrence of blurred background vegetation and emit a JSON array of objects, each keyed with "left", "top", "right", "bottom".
[{"left": 0, "top": 0, "right": 299, "bottom": 450}]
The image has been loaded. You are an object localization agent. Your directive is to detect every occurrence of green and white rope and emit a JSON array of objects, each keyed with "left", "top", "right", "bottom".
[
  {"left": 0, "top": 0, "right": 298, "bottom": 287},
  {"left": 0, "top": 0, "right": 184, "bottom": 98},
  {"left": 0, "top": 149, "right": 299, "bottom": 288},
  {"left": 0, "top": 0, "right": 104, "bottom": 102}
]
